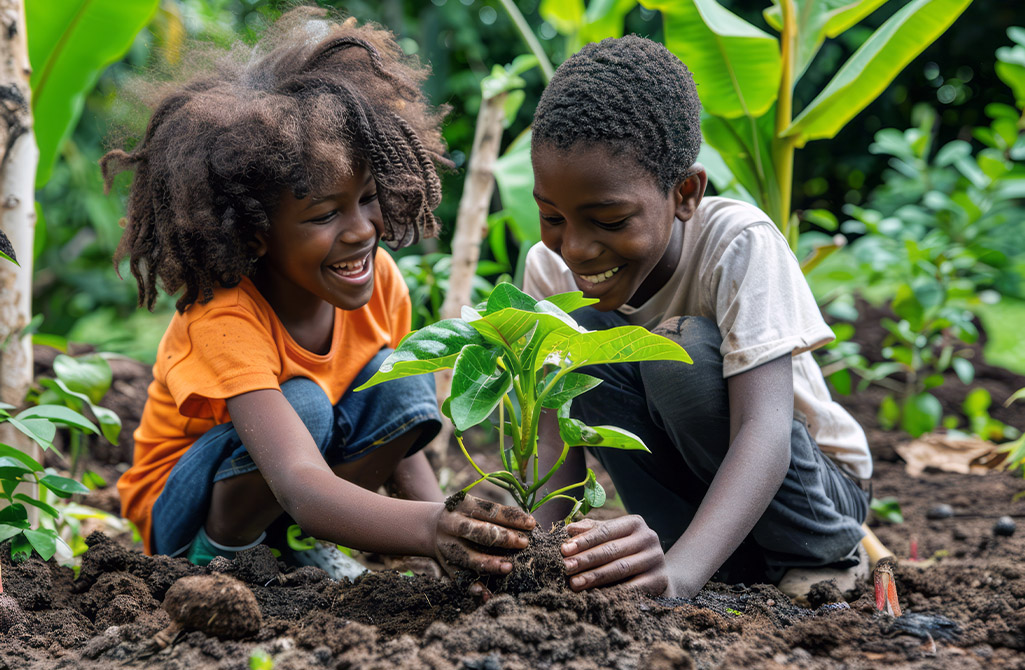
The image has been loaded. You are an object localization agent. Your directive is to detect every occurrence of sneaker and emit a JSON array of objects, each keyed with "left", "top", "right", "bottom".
[
  {"left": 776, "top": 544, "right": 869, "bottom": 606},
  {"left": 284, "top": 541, "right": 368, "bottom": 582}
]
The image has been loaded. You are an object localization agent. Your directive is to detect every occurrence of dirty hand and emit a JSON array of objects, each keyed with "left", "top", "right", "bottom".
[
  {"left": 432, "top": 494, "right": 536, "bottom": 580},
  {"left": 561, "top": 515, "right": 670, "bottom": 595}
]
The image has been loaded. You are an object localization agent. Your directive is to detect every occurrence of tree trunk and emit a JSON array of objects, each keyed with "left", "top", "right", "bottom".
[
  {"left": 0, "top": 0, "right": 40, "bottom": 490},
  {"left": 424, "top": 92, "right": 508, "bottom": 472}
]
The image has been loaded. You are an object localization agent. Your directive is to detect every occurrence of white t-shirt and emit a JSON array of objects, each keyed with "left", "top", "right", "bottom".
[{"left": 523, "top": 196, "right": 872, "bottom": 479}]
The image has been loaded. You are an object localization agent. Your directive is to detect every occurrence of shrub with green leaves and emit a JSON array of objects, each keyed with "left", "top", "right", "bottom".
[
  {"left": 356, "top": 282, "right": 691, "bottom": 518},
  {"left": 0, "top": 402, "right": 91, "bottom": 563}
]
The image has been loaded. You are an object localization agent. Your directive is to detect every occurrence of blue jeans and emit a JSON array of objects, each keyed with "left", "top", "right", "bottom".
[
  {"left": 150, "top": 347, "right": 441, "bottom": 557},
  {"left": 570, "top": 308, "right": 868, "bottom": 583}
]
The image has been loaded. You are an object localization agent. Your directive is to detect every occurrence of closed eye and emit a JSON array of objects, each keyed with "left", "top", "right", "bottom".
[
  {"left": 540, "top": 214, "right": 564, "bottom": 225},
  {"left": 360, "top": 191, "right": 379, "bottom": 205},
  {"left": 594, "top": 218, "right": 629, "bottom": 230},
  {"left": 304, "top": 210, "right": 337, "bottom": 224}
]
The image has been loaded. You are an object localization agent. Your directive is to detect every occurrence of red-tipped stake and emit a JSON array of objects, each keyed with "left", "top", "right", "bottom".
[
  {"left": 873, "top": 557, "right": 902, "bottom": 617},
  {"left": 909, "top": 535, "right": 919, "bottom": 562}
]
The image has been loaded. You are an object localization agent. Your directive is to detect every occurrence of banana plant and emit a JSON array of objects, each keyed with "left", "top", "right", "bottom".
[
  {"left": 356, "top": 283, "right": 691, "bottom": 518},
  {"left": 641, "top": 0, "right": 973, "bottom": 254}
]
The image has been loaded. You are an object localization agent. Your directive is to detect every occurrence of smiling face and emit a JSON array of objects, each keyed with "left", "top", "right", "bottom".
[
  {"left": 532, "top": 142, "right": 706, "bottom": 311},
  {"left": 254, "top": 161, "right": 383, "bottom": 321}
]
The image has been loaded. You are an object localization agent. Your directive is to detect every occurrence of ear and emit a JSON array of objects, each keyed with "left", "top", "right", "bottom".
[
  {"left": 250, "top": 231, "right": 269, "bottom": 258},
  {"left": 672, "top": 166, "right": 708, "bottom": 223}
]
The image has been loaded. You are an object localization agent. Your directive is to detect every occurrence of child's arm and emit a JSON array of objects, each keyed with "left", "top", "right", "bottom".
[
  {"left": 551, "top": 354, "right": 793, "bottom": 597},
  {"left": 226, "top": 389, "right": 535, "bottom": 574},
  {"left": 389, "top": 451, "right": 446, "bottom": 503}
]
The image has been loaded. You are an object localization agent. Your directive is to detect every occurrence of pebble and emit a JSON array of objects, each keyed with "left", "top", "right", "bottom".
[
  {"left": 993, "top": 516, "right": 1016, "bottom": 537},
  {"left": 926, "top": 503, "right": 954, "bottom": 520}
]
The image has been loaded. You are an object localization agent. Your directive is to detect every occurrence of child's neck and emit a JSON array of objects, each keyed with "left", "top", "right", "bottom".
[
  {"left": 251, "top": 275, "right": 336, "bottom": 355},
  {"left": 627, "top": 216, "right": 685, "bottom": 308}
]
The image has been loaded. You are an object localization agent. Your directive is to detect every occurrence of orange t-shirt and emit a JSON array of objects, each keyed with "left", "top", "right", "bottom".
[{"left": 118, "top": 249, "right": 412, "bottom": 554}]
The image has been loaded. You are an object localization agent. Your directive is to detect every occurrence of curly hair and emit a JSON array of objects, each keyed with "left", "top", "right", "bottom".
[
  {"left": 102, "top": 8, "right": 449, "bottom": 312},
  {"left": 531, "top": 35, "right": 702, "bottom": 193}
]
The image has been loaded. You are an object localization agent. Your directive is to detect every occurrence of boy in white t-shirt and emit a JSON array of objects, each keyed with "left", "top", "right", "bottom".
[{"left": 523, "top": 35, "right": 871, "bottom": 599}]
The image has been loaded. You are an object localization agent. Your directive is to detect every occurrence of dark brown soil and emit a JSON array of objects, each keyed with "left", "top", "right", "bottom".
[{"left": 3, "top": 310, "right": 1025, "bottom": 668}]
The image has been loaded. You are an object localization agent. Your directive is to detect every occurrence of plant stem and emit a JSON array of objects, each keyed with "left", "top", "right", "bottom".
[
  {"left": 774, "top": 0, "right": 798, "bottom": 247},
  {"left": 532, "top": 475, "right": 589, "bottom": 510},
  {"left": 527, "top": 440, "right": 570, "bottom": 496},
  {"left": 496, "top": 0, "right": 554, "bottom": 82}
]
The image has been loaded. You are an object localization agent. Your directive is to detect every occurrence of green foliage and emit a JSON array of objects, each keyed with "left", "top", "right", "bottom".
[
  {"left": 27, "top": 0, "right": 160, "bottom": 187},
  {"left": 248, "top": 648, "right": 274, "bottom": 670},
  {"left": 996, "top": 27, "right": 1025, "bottom": 108},
  {"left": 642, "top": 0, "right": 972, "bottom": 246},
  {"left": 1000, "top": 388, "right": 1025, "bottom": 480},
  {"left": 357, "top": 283, "right": 690, "bottom": 518},
  {"left": 398, "top": 251, "right": 508, "bottom": 331},
  {"left": 0, "top": 403, "right": 90, "bottom": 563},
  {"left": 870, "top": 496, "right": 904, "bottom": 524}
]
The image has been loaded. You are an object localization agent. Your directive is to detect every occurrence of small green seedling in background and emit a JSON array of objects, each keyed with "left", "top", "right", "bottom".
[
  {"left": 356, "top": 282, "right": 691, "bottom": 520},
  {"left": 870, "top": 496, "right": 905, "bottom": 524},
  {"left": 248, "top": 648, "right": 274, "bottom": 670},
  {"left": 999, "top": 388, "right": 1025, "bottom": 484}
]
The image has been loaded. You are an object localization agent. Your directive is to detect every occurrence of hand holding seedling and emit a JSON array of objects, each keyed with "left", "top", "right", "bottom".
[
  {"left": 432, "top": 493, "right": 535, "bottom": 578},
  {"left": 560, "top": 515, "right": 669, "bottom": 595}
]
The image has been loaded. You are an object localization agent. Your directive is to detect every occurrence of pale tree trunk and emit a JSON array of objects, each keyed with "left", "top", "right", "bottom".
[
  {"left": 424, "top": 92, "right": 508, "bottom": 474},
  {"left": 0, "top": 0, "right": 40, "bottom": 496}
]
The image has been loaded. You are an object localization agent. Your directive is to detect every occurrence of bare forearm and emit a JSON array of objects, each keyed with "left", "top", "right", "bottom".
[
  {"left": 390, "top": 450, "right": 446, "bottom": 503},
  {"left": 664, "top": 427, "right": 789, "bottom": 596}
]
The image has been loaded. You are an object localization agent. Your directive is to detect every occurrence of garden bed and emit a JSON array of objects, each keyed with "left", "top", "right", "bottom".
[{"left": 2, "top": 330, "right": 1024, "bottom": 669}]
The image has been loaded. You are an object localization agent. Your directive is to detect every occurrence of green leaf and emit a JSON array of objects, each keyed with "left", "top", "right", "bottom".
[
  {"left": 285, "top": 524, "right": 318, "bottom": 551},
  {"left": 782, "top": 0, "right": 972, "bottom": 145},
  {"left": 869, "top": 496, "right": 904, "bottom": 524},
  {"left": 90, "top": 405, "right": 122, "bottom": 444},
  {"left": 28, "top": 0, "right": 160, "bottom": 187},
  {"left": 354, "top": 319, "right": 487, "bottom": 390},
  {"left": 644, "top": 0, "right": 781, "bottom": 119},
  {"left": 537, "top": 326, "right": 692, "bottom": 373},
  {"left": 878, "top": 395, "right": 899, "bottom": 430},
  {"left": 23, "top": 528, "right": 58, "bottom": 561},
  {"left": 0, "top": 443, "right": 44, "bottom": 472},
  {"left": 10, "top": 534, "right": 32, "bottom": 562},
  {"left": 539, "top": 372, "right": 603, "bottom": 408},
  {"left": 39, "top": 473, "right": 89, "bottom": 497},
  {"left": 0, "top": 524, "right": 24, "bottom": 543},
  {"left": 13, "top": 494, "right": 60, "bottom": 520},
  {"left": 249, "top": 648, "right": 274, "bottom": 670},
  {"left": 583, "top": 469, "right": 606, "bottom": 508},
  {"left": 557, "top": 411, "right": 650, "bottom": 451},
  {"left": 701, "top": 111, "right": 779, "bottom": 217},
  {"left": 951, "top": 358, "right": 975, "bottom": 386},
  {"left": 82, "top": 470, "right": 107, "bottom": 490},
  {"left": 828, "top": 368, "right": 852, "bottom": 395},
  {"left": 543, "top": 292, "right": 599, "bottom": 315},
  {"left": 17, "top": 404, "right": 98, "bottom": 436},
  {"left": 483, "top": 283, "right": 538, "bottom": 315},
  {"left": 449, "top": 346, "right": 513, "bottom": 431},
  {"left": 962, "top": 387, "right": 991, "bottom": 418},
  {"left": 0, "top": 504, "right": 28, "bottom": 526},
  {"left": 53, "top": 354, "right": 112, "bottom": 405},
  {"left": 5, "top": 417, "right": 56, "bottom": 450},
  {"left": 901, "top": 392, "right": 942, "bottom": 438},
  {"left": 540, "top": 0, "right": 586, "bottom": 34},
  {"left": 0, "top": 228, "right": 17, "bottom": 266}
]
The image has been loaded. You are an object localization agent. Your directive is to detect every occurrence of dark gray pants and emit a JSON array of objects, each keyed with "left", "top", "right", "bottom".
[{"left": 570, "top": 308, "right": 868, "bottom": 583}]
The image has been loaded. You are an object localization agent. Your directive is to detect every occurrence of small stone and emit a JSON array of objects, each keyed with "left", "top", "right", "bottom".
[
  {"left": 993, "top": 516, "right": 1016, "bottom": 537},
  {"left": 926, "top": 504, "right": 954, "bottom": 520}
]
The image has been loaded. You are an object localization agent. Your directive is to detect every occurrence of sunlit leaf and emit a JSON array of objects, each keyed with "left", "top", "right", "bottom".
[
  {"left": 537, "top": 326, "right": 692, "bottom": 373},
  {"left": 23, "top": 528, "right": 58, "bottom": 561},
  {"left": 901, "top": 392, "right": 942, "bottom": 438},
  {"left": 583, "top": 469, "right": 606, "bottom": 508},
  {"left": 354, "top": 319, "right": 487, "bottom": 390},
  {"left": 17, "top": 404, "right": 98, "bottom": 436},
  {"left": 53, "top": 354, "right": 112, "bottom": 405},
  {"left": 0, "top": 443, "right": 44, "bottom": 472},
  {"left": 5, "top": 417, "right": 56, "bottom": 450},
  {"left": 449, "top": 346, "right": 513, "bottom": 431},
  {"left": 543, "top": 292, "right": 599, "bottom": 315},
  {"left": 538, "top": 371, "right": 603, "bottom": 408},
  {"left": 39, "top": 473, "right": 89, "bottom": 497}
]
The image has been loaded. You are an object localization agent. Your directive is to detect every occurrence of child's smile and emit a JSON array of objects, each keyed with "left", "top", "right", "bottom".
[
  {"left": 254, "top": 162, "right": 383, "bottom": 342},
  {"left": 532, "top": 143, "right": 700, "bottom": 311}
]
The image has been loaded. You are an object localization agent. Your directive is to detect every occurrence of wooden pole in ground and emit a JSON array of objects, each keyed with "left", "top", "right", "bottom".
[
  {"left": 423, "top": 91, "right": 508, "bottom": 472},
  {"left": 0, "top": 0, "right": 40, "bottom": 520}
]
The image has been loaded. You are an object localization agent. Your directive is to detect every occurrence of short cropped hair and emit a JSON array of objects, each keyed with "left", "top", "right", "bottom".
[
  {"left": 102, "top": 8, "right": 449, "bottom": 311},
  {"left": 532, "top": 35, "right": 702, "bottom": 193}
]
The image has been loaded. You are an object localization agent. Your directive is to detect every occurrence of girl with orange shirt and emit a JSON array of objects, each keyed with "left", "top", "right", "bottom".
[{"left": 105, "top": 8, "right": 533, "bottom": 584}]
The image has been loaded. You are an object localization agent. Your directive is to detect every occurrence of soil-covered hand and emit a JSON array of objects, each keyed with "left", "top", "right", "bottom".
[
  {"left": 561, "top": 515, "right": 669, "bottom": 595},
  {"left": 433, "top": 494, "right": 536, "bottom": 581}
]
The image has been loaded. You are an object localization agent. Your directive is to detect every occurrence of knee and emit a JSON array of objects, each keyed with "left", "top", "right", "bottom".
[
  {"left": 641, "top": 316, "right": 727, "bottom": 415},
  {"left": 279, "top": 377, "right": 333, "bottom": 447}
]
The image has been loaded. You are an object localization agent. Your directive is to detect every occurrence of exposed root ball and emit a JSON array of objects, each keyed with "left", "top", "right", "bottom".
[{"left": 162, "top": 574, "right": 262, "bottom": 639}]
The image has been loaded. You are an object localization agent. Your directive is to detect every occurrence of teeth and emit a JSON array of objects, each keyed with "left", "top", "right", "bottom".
[
  {"left": 331, "top": 255, "right": 367, "bottom": 275},
  {"left": 580, "top": 266, "right": 620, "bottom": 284}
]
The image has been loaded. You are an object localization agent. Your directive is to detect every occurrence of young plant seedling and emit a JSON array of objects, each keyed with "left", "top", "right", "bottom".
[{"left": 356, "top": 283, "right": 691, "bottom": 520}]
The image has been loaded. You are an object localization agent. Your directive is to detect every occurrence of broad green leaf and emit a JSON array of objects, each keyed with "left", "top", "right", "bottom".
[
  {"left": 557, "top": 414, "right": 651, "bottom": 451},
  {"left": 39, "top": 473, "right": 90, "bottom": 497},
  {"left": 0, "top": 524, "right": 23, "bottom": 543},
  {"left": 28, "top": 0, "right": 160, "bottom": 187},
  {"left": 5, "top": 417, "right": 56, "bottom": 450},
  {"left": 579, "top": 0, "right": 637, "bottom": 46},
  {"left": 701, "top": 111, "right": 779, "bottom": 217},
  {"left": 17, "top": 404, "right": 98, "bottom": 436},
  {"left": 0, "top": 228, "right": 16, "bottom": 266},
  {"left": 354, "top": 319, "right": 487, "bottom": 390},
  {"left": 764, "top": 1, "right": 887, "bottom": 78},
  {"left": 53, "top": 354, "right": 112, "bottom": 405},
  {"left": 538, "top": 372, "right": 603, "bottom": 409},
  {"left": 481, "top": 306, "right": 583, "bottom": 351},
  {"left": 644, "top": 0, "right": 781, "bottom": 119},
  {"left": 13, "top": 494, "right": 60, "bottom": 520},
  {"left": 869, "top": 496, "right": 904, "bottom": 524},
  {"left": 23, "top": 528, "right": 58, "bottom": 561},
  {"left": 783, "top": 0, "right": 972, "bottom": 145},
  {"left": 0, "top": 456, "right": 33, "bottom": 480},
  {"left": 493, "top": 130, "right": 540, "bottom": 245},
  {"left": 951, "top": 358, "right": 975, "bottom": 385},
  {"left": 540, "top": 0, "right": 586, "bottom": 34},
  {"left": 0, "top": 443, "right": 44, "bottom": 472},
  {"left": 484, "top": 283, "right": 538, "bottom": 315},
  {"left": 90, "top": 406, "right": 122, "bottom": 444},
  {"left": 0, "top": 504, "right": 28, "bottom": 525},
  {"left": 828, "top": 368, "right": 852, "bottom": 395},
  {"left": 584, "top": 469, "right": 606, "bottom": 508},
  {"left": 10, "top": 534, "right": 32, "bottom": 562},
  {"left": 543, "top": 292, "right": 598, "bottom": 315},
  {"left": 449, "top": 346, "right": 514, "bottom": 431},
  {"left": 537, "top": 326, "right": 692, "bottom": 373},
  {"left": 901, "top": 392, "right": 942, "bottom": 438}
]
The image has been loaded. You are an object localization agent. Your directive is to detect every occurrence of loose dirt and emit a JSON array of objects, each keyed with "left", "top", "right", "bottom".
[{"left": 2, "top": 316, "right": 1024, "bottom": 669}]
